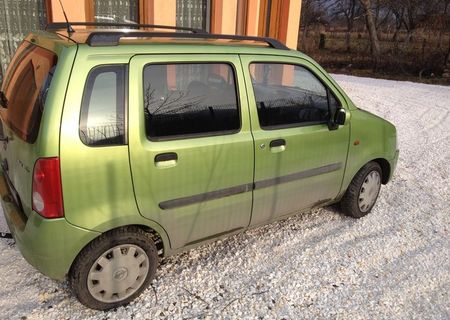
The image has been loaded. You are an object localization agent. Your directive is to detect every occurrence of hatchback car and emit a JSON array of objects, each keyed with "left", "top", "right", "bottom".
[{"left": 0, "top": 23, "right": 398, "bottom": 310}]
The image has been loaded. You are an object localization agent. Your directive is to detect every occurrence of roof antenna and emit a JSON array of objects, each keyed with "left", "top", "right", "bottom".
[{"left": 57, "top": 0, "right": 75, "bottom": 34}]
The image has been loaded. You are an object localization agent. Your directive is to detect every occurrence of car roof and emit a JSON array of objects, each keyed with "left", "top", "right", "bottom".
[{"left": 26, "top": 25, "right": 306, "bottom": 58}]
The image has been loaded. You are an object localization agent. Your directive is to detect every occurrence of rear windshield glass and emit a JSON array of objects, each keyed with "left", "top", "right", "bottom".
[{"left": 0, "top": 42, "right": 58, "bottom": 143}]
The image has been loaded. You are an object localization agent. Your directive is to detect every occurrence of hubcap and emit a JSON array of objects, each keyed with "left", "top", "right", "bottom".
[
  {"left": 358, "top": 170, "right": 381, "bottom": 212},
  {"left": 87, "top": 244, "right": 149, "bottom": 303}
]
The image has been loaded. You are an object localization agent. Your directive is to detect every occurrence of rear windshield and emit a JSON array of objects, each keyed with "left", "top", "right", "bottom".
[{"left": 0, "top": 42, "right": 57, "bottom": 143}]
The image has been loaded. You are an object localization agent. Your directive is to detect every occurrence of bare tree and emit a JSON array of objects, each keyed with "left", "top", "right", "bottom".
[
  {"left": 390, "top": 0, "right": 442, "bottom": 43},
  {"left": 373, "top": 0, "right": 392, "bottom": 31},
  {"left": 359, "top": 0, "right": 381, "bottom": 66},
  {"left": 300, "top": 0, "right": 328, "bottom": 37},
  {"left": 387, "top": 0, "right": 406, "bottom": 42},
  {"left": 416, "top": 0, "right": 450, "bottom": 49},
  {"left": 331, "top": 0, "right": 363, "bottom": 51},
  {"left": 300, "top": 0, "right": 329, "bottom": 50}
]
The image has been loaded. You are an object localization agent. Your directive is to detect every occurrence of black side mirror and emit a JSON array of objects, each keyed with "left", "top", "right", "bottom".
[
  {"left": 328, "top": 108, "right": 346, "bottom": 130},
  {"left": 335, "top": 108, "right": 346, "bottom": 125}
]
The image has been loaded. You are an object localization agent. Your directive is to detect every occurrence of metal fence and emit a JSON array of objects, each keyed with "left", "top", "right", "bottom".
[
  {"left": 80, "top": 124, "right": 125, "bottom": 146},
  {"left": 176, "top": 0, "right": 210, "bottom": 31},
  {"left": 93, "top": 0, "right": 139, "bottom": 24},
  {"left": 0, "top": 0, "right": 47, "bottom": 85},
  {"left": 0, "top": 0, "right": 142, "bottom": 85}
]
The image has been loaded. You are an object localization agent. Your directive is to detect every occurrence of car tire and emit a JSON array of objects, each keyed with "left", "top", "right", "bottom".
[
  {"left": 69, "top": 226, "right": 158, "bottom": 310},
  {"left": 340, "top": 161, "right": 382, "bottom": 218}
]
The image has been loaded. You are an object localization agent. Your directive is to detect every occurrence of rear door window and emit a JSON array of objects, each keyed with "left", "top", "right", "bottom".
[
  {"left": 0, "top": 42, "right": 57, "bottom": 143},
  {"left": 143, "top": 63, "right": 240, "bottom": 140}
]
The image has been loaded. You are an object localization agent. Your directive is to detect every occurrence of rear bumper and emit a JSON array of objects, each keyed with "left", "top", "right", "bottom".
[{"left": 0, "top": 173, "right": 100, "bottom": 280}]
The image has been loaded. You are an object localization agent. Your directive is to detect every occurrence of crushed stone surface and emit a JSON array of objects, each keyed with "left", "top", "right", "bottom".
[{"left": 0, "top": 75, "right": 449, "bottom": 319}]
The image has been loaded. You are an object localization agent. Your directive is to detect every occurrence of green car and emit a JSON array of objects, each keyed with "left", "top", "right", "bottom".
[{"left": 0, "top": 23, "right": 398, "bottom": 310}]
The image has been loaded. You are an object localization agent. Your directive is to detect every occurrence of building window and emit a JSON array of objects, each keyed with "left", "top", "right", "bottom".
[
  {"left": 93, "top": 0, "right": 139, "bottom": 24},
  {"left": 176, "top": 0, "right": 210, "bottom": 31},
  {"left": 0, "top": 0, "right": 47, "bottom": 85}
]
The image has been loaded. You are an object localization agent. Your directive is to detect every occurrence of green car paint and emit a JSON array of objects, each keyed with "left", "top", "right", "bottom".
[
  {"left": 0, "top": 169, "right": 100, "bottom": 280},
  {"left": 240, "top": 55, "right": 351, "bottom": 225},
  {"left": 339, "top": 110, "right": 398, "bottom": 197},
  {"left": 0, "top": 30, "right": 398, "bottom": 281},
  {"left": 128, "top": 54, "right": 254, "bottom": 249}
]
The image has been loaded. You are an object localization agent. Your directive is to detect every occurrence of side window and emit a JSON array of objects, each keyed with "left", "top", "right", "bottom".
[
  {"left": 1, "top": 43, "right": 57, "bottom": 143},
  {"left": 143, "top": 63, "right": 240, "bottom": 140},
  {"left": 328, "top": 89, "right": 341, "bottom": 118},
  {"left": 249, "top": 63, "right": 337, "bottom": 129},
  {"left": 80, "top": 65, "right": 126, "bottom": 146}
]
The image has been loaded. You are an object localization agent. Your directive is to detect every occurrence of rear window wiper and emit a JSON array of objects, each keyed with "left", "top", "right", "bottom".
[{"left": 0, "top": 91, "right": 8, "bottom": 108}]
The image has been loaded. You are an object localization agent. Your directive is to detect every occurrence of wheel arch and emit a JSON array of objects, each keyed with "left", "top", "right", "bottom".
[
  {"left": 68, "top": 221, "right": 171, "bottom": 279},
  {"left": 89, "top": 216, "right": 172, "bottom": 255},
  {"left": 88, "top": 223, "right": 168, "bottom": 258},
  {"left": 339, "top": 157, "right": 391, "bottom": 201},
  {"left": 132, "top": 224, "right": 165, "bottom": 257},
  {"left": 372, "top": 158, "right": 391, "bottom": 185}
]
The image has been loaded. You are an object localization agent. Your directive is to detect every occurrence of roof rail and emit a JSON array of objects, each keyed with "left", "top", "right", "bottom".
[
  {"left": 46, "top": 22, "right": 206, "bottom": 34},
  {"left": 85, "top": 31, "right": 290, "bottom": 50}
]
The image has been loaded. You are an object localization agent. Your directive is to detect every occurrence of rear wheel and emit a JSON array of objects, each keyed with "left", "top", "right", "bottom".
[
  {"left": 69, "top": 227, "right": 158, "bottom": 310},
  {"left": 340, "top": 162, "right": 382, "bottom": 218}
]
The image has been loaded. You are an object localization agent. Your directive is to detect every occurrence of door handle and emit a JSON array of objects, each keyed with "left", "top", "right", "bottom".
[
  {"left": 154, "top": 152, "right": 178, "bottom": 168},
  {"left": 269, "top": 139, "right": 286, "bottom": 153}
]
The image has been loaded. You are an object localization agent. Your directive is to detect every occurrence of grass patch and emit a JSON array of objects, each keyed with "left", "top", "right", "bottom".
[{"left": 299, "top": 31, "right": 450, "bottom": 85}]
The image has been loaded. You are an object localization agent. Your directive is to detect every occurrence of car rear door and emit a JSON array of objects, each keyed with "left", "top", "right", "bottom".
[
  {"left": 128, "top": 54, "right": 254, "bottom": 249},
  {"left": 0, "top": 42, "right": 57, "bottom": 217},
  {"left": 240, "top": 55, "right": 350, "bottom": 225}
]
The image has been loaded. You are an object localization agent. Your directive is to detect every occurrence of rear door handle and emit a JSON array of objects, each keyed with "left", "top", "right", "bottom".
[
  {"left": 154, "top": 152, "right": 178, "bottom": 168},
  {"left": 269, "top": 139, "right": 286, "bottom": 153}
]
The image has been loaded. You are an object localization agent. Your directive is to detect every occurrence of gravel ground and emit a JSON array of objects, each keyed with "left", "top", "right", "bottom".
[{"left": 0, "top": 75, "right": 449, "bottom": 319}]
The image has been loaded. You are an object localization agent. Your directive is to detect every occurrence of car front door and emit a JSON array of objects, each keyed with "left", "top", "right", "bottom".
[
  {"left": 129, "top": 55, "right": 254, "bottom": 249},
  {"left": 240, "top": 55, "right": 350, "bottom": 225}
]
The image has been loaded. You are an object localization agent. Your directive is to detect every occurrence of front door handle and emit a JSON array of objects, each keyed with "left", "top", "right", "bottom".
[
  {"left": 155, "top": 152, "right": 178, "bottom": 168},
  {"left": 270, "top": 139, "right": 286, "bottom": 148},
  {"left": 269, "top": 139, "right": 286, "bottom": 153}
]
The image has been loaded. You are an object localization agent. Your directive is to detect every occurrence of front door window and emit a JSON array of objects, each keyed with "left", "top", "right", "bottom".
[{"left": 249, "top": 63, "right": 338, "bottom": 129}]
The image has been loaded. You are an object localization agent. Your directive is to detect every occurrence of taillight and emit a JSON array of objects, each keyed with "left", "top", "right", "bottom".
[{"left": 32, "top": 157, "right": 64, "bottom": 218}]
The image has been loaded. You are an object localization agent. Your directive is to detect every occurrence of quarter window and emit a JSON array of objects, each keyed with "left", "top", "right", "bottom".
[
  {"left": 80, "top": 65, "right": 126, "bottom": 146},
  {"left": 249, "top": 63, "right": 337, "bottom": 129},
  {"left": 143, "top": 63, "right": 240, "bottom": 140}
]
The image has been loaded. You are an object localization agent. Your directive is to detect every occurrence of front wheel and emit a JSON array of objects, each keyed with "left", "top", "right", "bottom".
[
  {"left": 69, "top": 227, "right": 158, "bottom": 310},
  {"left": 340, "top": 162, "right": 382, "bottom": 218}
]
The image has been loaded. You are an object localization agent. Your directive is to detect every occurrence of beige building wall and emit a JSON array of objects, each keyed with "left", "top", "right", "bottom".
[
  {"left": 211, "top": 0, "right": 238, "bottom": 34},
  {"left": 142, "top": 0, "right": 176, "bottom": 26},
  {"left": 49, "top": 0, "right": 89, "bottom": 22},
  {"left": 47, "top": 0, "right": 301, "bottom": 49},
  {"left": 246, "top": 0, "right": 261, "bottom": 36},
  {"left": 285, "top": 0, "right": 301, "bottom": 49}
]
